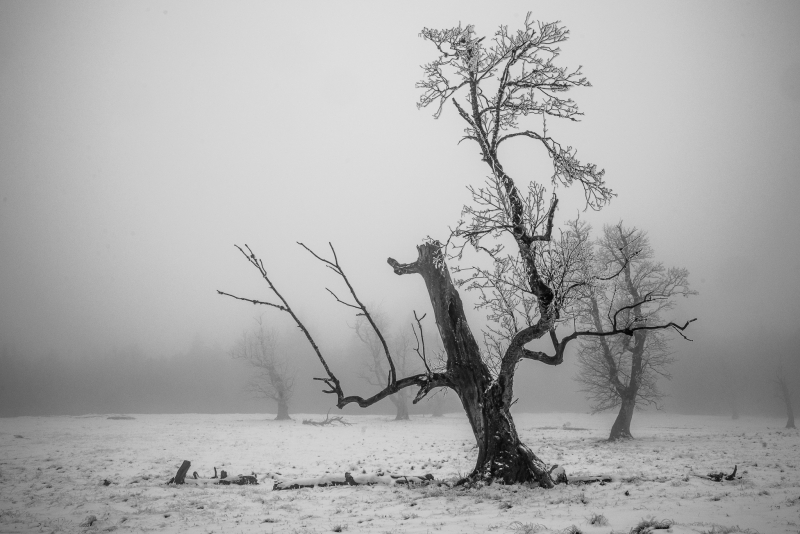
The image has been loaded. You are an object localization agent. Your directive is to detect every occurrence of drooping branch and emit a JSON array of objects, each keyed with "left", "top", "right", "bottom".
[
  {"left": 495, "top": 131, "right": 610, "bottom": 210},
  {"left": 312, "top": 372, "right": 451, "bottom": 409},
  {"left": 217, "top": 245, "right": 336, "bottom": 386},
  {"left": 298, "top": 242, "right": 397, "bottom": 386},
  {"left": 520, "top": 317, "right": 696, "bottom": 367},
  {"left": 218, "top": 244, "right": 449, "bottom": 410}
]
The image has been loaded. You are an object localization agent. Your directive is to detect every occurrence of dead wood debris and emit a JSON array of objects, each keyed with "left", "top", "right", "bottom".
[
  {"left": 548, "top": 464, "right": 612, "bottom": 485},
  {"left": 706, "top": 464, "right": 739, "bottom": 482},
  {"left": 629, "top": 517, "right": 674, "bottom": 533},
  {"left": 302, "top": 411, "right": 353, "bottom": 426},
  {"left": 272, "top": 472, "right": 434, "bottom": 490},
  {"left": 164, "top": 460, "right": 433, "bottom": 490},
  {"left": 691, "top": 465, "right": 741, "bottom": 482},
  {"left": 166, "top": 460, "right": 258, "bottom": 486}
]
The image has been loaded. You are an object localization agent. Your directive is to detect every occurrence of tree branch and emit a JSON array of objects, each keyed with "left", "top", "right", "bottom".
[
  {"left": 218, "top": 244, "right": 339, "bottom": 398},
  {"left": 411, "top": 311, "right": 432, "bottom": 375},
  {"left": 300, "top": 242, "right": 397, "bottom": 386}
]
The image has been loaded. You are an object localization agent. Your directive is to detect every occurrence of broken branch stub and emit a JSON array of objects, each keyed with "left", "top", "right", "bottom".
[
  {"left": 166, "top": 460, "right": 191, "bottom": 485},
  {"left": 166, "top": 461, "right": 258, "bottom": 486}
]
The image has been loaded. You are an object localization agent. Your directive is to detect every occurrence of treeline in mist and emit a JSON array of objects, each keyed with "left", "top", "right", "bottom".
[
  {"left": 1, "top": 327, "right": 796, "bottom": 420},
  {"left": 0, "top": 338, "right": 257, "bottom": 416},
  {"left": 0, "top": 330, "right": 461, "bottom": 418},
  {"left": 669, "top": 330, "right": 800, "bottom": 420}
]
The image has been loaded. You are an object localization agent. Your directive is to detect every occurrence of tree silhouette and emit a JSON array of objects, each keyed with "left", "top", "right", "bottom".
[
  {"left": 219, "top": 15, "right": 695, "bottom": 486},
  {"left": 230, "top": 319, "right": 295, "bottom": 420},
  {"left": 575, "top": 223, "right": 694, "bottom": 440}
]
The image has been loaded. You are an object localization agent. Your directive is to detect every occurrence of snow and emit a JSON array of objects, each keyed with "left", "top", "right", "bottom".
[{"left": 1, "top": 412, "right": 798, "bottom": 533}]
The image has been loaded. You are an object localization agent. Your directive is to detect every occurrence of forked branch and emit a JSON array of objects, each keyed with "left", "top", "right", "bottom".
[
  {"left": 520, "top": 317, "right": 697, "bottom": 366},
  {"left": 298, "top": 242, "right": 397, "bottom": 386},
  {"left": 218, "top": 244, "right": 448, "bottom": 410},
  {"left": 411, "top": 311, "right": 432, "bottom": 375},
  {"left": 217, "top": 244, "right": 341, "bottom": 398}
]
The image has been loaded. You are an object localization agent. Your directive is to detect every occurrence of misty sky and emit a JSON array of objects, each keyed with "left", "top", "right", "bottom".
[{"left": 1, "top": 1, "right": 799, "bottom": 396}]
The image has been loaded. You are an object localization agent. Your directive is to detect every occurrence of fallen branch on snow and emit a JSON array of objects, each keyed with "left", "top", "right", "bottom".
[
  {"left": 272, "top": 471, "right": 434, "bottom": 490},
  {"left": 545, "top": 465, "right": 612, "bottom": 485},
  {"left": 166, "top": 461, "right": 258, "bottom": 486},
  {"left": 689, "top": 465, "right": 740, "bottom": 482},
  {"left": 302, "top": 411, "right": 353, "bottom": 426},
  {"left": 569, "top": 475, "right": 614, "bottom": 485},
  {"left": 165, "top": 461, "right": 433, "bottom": 490}
]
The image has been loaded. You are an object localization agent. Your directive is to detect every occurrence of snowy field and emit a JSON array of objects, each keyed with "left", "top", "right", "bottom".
[{"left": 1, "top": 412, "right": 798, "bottom": 533}]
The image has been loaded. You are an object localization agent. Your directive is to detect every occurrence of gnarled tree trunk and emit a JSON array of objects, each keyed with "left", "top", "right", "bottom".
[
  {"left": 394, "top": 243, "right": 554, "bottom": 487},
  {"left": 456, "top": 376, "right": 551, "bottom": 485}
]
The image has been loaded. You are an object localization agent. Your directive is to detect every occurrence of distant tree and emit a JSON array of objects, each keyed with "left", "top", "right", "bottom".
[
  {"left": 428, "top": 389, "right": 447, "bottom": 417},
  {"left": 575, "top": 223, "right": 695, "bottom": 440},
  {"left": 354, "top": 312, "right": 416, "bottom": 420},
  {"left": 230, "top": 320, "right": 295, "bottom": 420},
  {"left": 713, "top": 360, "right": 741, "bottom": 419},
  {"left": 219, "top": 16, "right": 695, "bottom": 486},
  {"left": 772, "top": 364, "right": 796, "bottom": 429}
]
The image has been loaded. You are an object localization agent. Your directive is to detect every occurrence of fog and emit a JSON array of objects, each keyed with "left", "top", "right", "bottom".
[{"left": 1, "top": 1, "right": 799, "bottom": 418}]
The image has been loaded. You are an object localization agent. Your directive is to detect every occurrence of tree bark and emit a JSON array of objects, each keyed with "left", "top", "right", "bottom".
[
  {"left": 276, "top": 398, "right": 291, "bottom": 420},
  {"left": 456, "top": 376, "right": 552, "bottom": 485}
]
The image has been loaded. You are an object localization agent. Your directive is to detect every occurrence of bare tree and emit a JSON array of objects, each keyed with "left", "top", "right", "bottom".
[
  {"left": 575, "top": 223, "right": 694, "bottom": 440},
  {"left": 773, "top": 364, "right": 796, "bottom": 429},
  {"left": 354, "top": 312, "right": 416, "bottom": 420},
  {"left": 428, "top": 389, "right": 447, "bottom": 417},
  {"left": 230, "top": 319, "right": 295, "bottom": 420},
  {"left": 218, "top": 16, "right": 695, "bottom": 487}
]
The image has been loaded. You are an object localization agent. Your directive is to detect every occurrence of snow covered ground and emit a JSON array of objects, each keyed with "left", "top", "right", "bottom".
[{"left": 1, "top": 411, "right": 798, "bottom": 533}]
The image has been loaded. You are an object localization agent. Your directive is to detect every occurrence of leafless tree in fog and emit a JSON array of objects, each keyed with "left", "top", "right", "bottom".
[
  {"left": 230, "top": 319, "right": 295, "bottom": 420},
  {"left": 772, "top": 364, "right": 796, "bottom": 429},
  {"left": 428, "top": 389, "right": 447, "bottom": 417},
  {"left": 354, "top": 312, "right": 416, "bottom": 420},
  {"left": 219, "top": 16, "right": 695, "bottom": 487},
  {"left": 718, "top": 360, "right": 741, "bottom": 419},
  {"left": 575, "top": 223, "right": 694, "bottom": 440}
]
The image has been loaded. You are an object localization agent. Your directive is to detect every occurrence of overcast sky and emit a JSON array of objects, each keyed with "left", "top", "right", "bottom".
[{"left": 1, "top": 1, "right": 799, "bottom": 387}]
